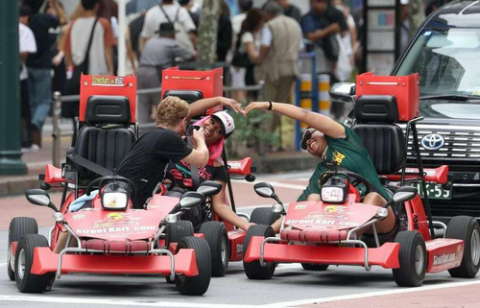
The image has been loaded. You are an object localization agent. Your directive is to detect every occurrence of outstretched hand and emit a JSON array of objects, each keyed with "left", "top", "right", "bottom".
[
  {"left": 245, "top": 102, "right": 269, "bottom": 115},
  {"left": 219, "top": 97, "right": 246, "bottom": 116}
]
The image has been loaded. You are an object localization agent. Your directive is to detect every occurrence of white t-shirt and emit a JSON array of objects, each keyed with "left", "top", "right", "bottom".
[
  {"left": 240, "top": 31, "right": 260, "bottom": 53},
  {"left": 19, "top": 23, "right": 37, "bottom": 81},
  {"left": 231, "top": 13, "right": 246, "bottom": 35},
  {"left": 140, "top": 4, "right": 196, "bottom": 39}
]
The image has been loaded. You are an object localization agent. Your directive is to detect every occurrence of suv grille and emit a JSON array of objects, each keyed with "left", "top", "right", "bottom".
[{"left": 400, "top": 124, "right": 480, "bottom": 168}]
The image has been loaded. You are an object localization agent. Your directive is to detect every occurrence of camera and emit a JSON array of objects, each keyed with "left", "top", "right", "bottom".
[{"left": 186, "top": 125, "right": 200, "bottom": 136}]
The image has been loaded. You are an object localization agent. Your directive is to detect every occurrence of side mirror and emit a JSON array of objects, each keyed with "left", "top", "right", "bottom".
[
  {"left": 329, "top": 82, "right": 356, "bottom": 105},
  {"left": 393, "top": 186, "right": 418, "bottom": 203},
  {"left": 179, "top": 191, "right": 205, "bottom": 210},
  {"left": 197, "top": 181, "right": 222, "bottom": 197},
  {"left": 25, "top": 189, "right": 51, "bottom": 207},
  {"left": 254, "top": 182, "right": 275, "bottom": 198}
]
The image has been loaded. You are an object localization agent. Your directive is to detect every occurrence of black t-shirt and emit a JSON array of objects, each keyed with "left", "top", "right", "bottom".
[
  {"left": 117, "top": 128, "right": 193, "bottom": 207},
  {"left": 169, "top": 160, "right": 228, "bottom": 190},
  {"left": 27, "top": 13, "right": 60, "bottom": 69}
]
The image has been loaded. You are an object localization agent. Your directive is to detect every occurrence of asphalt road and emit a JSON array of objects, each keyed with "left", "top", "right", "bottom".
[{"left": 0, "top": 172, "right": 479, "bottom": 308}]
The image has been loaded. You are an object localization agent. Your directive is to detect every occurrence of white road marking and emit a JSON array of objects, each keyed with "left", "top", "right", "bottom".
[
  {"left": 232, "top": 180, "right": 305, "bottom": 191},
  {"left": 0, "top": 295, "right": 258, "bottom": 308},
  {"left": 261, "top": 279, "right": 480, "bottom": 307}
]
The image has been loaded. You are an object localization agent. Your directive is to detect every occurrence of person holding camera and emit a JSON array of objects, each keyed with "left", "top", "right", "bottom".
[{"left": 168, "top": 110, "right": 255, "bottom": 232}]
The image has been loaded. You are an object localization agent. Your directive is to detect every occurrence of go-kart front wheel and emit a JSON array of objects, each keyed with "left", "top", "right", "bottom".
[
  {"left": 175, "top": 236, "right": 211, "bottom": 296},
  {"left": 199, "top": 221, "right": 229, "bottom": 277},
  {"left": 243, "top": 225, "right": 276, "bottom": 280},
  {"left": 8, "top": 217, "right": 38, "bottom": 281},
  {"left": 250, "top": 208, "right": 280, "bottom": 225},
  {"left": 446, "top": 216, "right": 480, "bottom": 278},
  {"left": 392, "top": 231, "right": 427, "bottom": 287},
  {"left": 15, "top": 234, "right": 51, "bottom": 293},
  {"left": 166, "top": 221, "right": 194, "bottom": 248}
]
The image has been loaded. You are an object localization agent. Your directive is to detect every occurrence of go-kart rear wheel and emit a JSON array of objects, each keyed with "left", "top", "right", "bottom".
[
  {"left": 199, "top": 221, "right": 229, "bottom": 277},
  {"left": 301, "top": 263, "right": 329, "bottom": 271},
  {"left": 250, "top": 208, "right": 280, "bottom": 225},
  {"left": 175, "top": 236, "right": 211, "bottom": 296},
  {"left": 446, "top": 216, "right": 480, "bottom": 278},
  {"left": 165, "top": 221, "right": 194, "bottom": 248},
  {"left": 8, "top": 217, "right": 38, "bottom": 281},
  {"left": 15, "top": 234, "right": 51, "bottom": 293},
  {"left": 392, "top": 231, "right": 427, "bottom": 287},
  {"left": 243, "top": 225, "right": 276, "bottom": 280}
]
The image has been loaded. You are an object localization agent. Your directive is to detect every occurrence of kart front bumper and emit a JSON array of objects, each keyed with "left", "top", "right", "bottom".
[
  {"left": 244, "top": 236, "right": 401, "bottom": 269},
  {"left": 29, "top": 247, "right": 199, "bottom": 277}
]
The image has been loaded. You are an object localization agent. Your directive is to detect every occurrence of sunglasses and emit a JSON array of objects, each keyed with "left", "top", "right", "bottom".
[{"left": 301, "top": 128, "right": 316, "bottom": 150}]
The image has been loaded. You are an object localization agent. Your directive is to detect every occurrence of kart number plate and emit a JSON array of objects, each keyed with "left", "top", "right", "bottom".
[{"left": 415, "top": 183, "right": 452, "bottom": 200}]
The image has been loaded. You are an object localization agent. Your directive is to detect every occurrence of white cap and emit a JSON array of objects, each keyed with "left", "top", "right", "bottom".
[
  {"left": 212, "top": 111, "right": 235, "bottom": 138},
  {"left": 400, "top": 0, "right": 409, "bottom": 5}
]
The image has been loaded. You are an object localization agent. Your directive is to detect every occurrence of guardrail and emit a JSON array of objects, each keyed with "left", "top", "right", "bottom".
[{"left": 51, "top": 83, "right": 265, "bottom": 167}]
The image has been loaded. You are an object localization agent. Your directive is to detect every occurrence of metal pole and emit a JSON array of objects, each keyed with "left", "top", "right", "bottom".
[
  {"left": 52, "top": 92, "right": 62, "bottom": 168},
  {"left": 117, "top": 0, "right": 126, "bottom": 76},
  {"left": 0, "top": 1, "right": 27, "bottom": 175}
]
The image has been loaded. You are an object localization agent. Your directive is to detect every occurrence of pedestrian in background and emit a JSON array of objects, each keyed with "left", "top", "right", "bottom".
[
  {"left": 19, "top": 5, "right": 38, "bottom": 153},
  {"left": 217, "top": 1, "right": 233, "bottom": 63},
  {"left": 24, "top": 0, "right": 60, "bottom": 148},
  {"left": 137, "top": 22, "right": 195, "bottom": 125},
  {"left": 255, "top": 2, "right": 303, "bottom": 150},
  {"left": 276, "top": 0, "right": 302, "bottom": 24}
]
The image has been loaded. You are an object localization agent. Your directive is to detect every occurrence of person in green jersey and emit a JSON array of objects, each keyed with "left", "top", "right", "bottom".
[{"left": 246, "top": 101, "right": 396, "bottom": 234}]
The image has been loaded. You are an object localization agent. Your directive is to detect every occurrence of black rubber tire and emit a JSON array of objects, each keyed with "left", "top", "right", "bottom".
[
  {"left": 175, "top": 236, "right": 211, "bottom": 296},
  {"left": 446, "top": 216, "right": 480, "bottom": 278},
  {"left": 250, "top": 208, "right": 280, "bottom": 225},
  {"left": 199, "top": 221, "right": 230, "bottom": 277},
  {"left": 301, "top": 263, "right": 329, "bottom": 271},
  {"left": 8, "top": 217, "right": 38, "bottom": 281},
  {"left": 243, "top": 225, "right": 276, "bottom": 280},
  {"left": 15, "top": 234, "right": 51, "bottom": 293},
  {"left": 165, "top": 221, "right": 194, "bottom": 248},
  {"left": 392, "top": 231, "right": 427, "bottom": 287}
]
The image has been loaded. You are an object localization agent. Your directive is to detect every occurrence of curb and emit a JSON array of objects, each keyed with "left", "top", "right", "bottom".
[{"left": 0, "top": 175, "right": 41, "bottom": 197}]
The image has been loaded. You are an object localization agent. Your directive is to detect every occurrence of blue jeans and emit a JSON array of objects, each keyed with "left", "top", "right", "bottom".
[{"left": 27, "top": 68, "right": 52, "bottom": 131}]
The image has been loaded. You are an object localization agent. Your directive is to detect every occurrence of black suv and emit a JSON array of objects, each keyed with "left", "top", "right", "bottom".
[{"left": 331, "top": 0, "right": 480, "bottom": 223}]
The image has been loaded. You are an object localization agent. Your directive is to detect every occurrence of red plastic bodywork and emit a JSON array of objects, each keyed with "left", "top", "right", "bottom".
[
  {"left": 426, "top": 239, "right": 464, "bottom": 273},
  {"left": 228, "top": 158, "right": 253, "bottom": 176},
  {"left": 356, "top": 72, "right": 420, "bottom": 121},
  {"left": 244, "top": 237, "right": 401, "bottom": 268},
  {"left": 384, "top": 165, "right": 449, "bottom": 184},
  {"left": 161, "top": 67, "right": 223, "bottom": 116},
  {"left": 79, "top": 75, "right": 137, "bottom": 123},
  {"left": 228, "top": 230, "right": 246, "bottom": 261},
  {"left": 44, "top": 165, "right": 65, "bottom": 184},
  {"left": 30, "top": 247, "right": 198, "bottom": 276}
]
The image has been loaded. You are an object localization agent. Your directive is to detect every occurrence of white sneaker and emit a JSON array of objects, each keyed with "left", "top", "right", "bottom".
[{"left": 21, "top": 144, "right": 40, "bottom": 153}]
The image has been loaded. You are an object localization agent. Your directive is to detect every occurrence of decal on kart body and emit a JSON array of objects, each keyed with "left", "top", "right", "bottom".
[
  {"left": 76, "top": 225, "right": 157, "bottom": 235},
  {"left": 94, "top": 212, "right": 141, "bottom": 229},
  {"left": 91, "top": 76, "right": 124, "bottom": 86},
  {"left": 72, "top": 214, "right": 86, "bottom": 220},
  {"left": 285, "top": 219, "right": 359, "bottom": 226},
  {"left": 433, "top": 244, "right": 463, "bottom": 266},
  {"left": 306, "top": 205, "right": 354, "bottom": 220},
  {"left": 294, "top": 204, "right": 307, "bottom": 210}
]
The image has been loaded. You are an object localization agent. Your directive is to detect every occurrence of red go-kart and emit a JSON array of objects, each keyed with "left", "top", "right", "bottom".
[{"left": 243, "top": 95, "right": 480, "bottom": 287}]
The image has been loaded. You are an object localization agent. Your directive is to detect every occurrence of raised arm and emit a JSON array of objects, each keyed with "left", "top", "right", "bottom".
[
  {"left": 246, "top": 102, "right": 345, "bottom": 138},
  {"left": 188, "top": 97, "right": 245, "bottom": 118}
]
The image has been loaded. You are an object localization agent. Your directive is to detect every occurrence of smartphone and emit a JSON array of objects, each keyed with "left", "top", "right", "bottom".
[{"left": 186, "top": 125, "right": 201, "bottom": 136}]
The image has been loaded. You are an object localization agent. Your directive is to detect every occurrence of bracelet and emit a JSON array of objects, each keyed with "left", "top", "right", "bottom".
[{"left": 268, "top": 101, "right": 274, "bottom": 111}]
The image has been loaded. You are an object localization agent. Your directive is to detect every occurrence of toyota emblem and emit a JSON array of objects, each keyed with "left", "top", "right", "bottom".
[{"left": 421, "top": 134, "right": 445, "bottom": 151}]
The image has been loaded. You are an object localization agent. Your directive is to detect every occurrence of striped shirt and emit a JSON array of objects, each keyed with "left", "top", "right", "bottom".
[{"left": 140, "top": 36, "right": 194, "bottom": 68}]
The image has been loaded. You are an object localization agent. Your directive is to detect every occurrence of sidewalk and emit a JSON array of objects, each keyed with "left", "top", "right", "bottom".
[{"left": 0, "top": 119, "right": 317, "bottom": 198}]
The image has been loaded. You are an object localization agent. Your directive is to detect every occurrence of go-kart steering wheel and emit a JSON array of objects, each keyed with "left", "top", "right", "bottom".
[
  {"left": 86, "top": 175, "right": 137, "bottom": 197},
  {"left": 319, "top": 170, "right": 381, "bottom": 196}
]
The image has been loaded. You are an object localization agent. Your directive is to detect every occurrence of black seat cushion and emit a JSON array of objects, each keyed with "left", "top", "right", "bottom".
[
  {"left": 73, "top": 126, "right": 135, "bottom": 179},
  {"left": 353, "top": 124, "right": 406, "bottom": 175},
  {"left": 86, "top": 96, "right": 131, "bottom": 125}
]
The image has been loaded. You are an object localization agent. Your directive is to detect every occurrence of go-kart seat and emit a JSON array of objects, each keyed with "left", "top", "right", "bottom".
[
  {"left": 351, "top": 95, "right": 407, "bottom": 246},
  {"left": 69, "top": 95, "right": 136, "bottom": 180}
]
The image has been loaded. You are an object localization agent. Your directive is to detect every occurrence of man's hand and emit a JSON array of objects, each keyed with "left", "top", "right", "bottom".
[
  {"left": 329, "top": 23, "right": 341, "bottom": 34},
  {"left": 192, "top": 127, "right": 206, "bottom": 144},
  {"left": 219, "top": 97, "right": 245, "bottom": 115},
  {"left": 245, "top": 102, "right": 269, "bottom": 115},
  {"left": 241, "top": 222, "right": 256, "bottom": 232}
]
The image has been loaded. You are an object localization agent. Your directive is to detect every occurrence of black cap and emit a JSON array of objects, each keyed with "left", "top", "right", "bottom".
[{"left": 156, "top": 22, "right": 176, "bottom": 35}]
